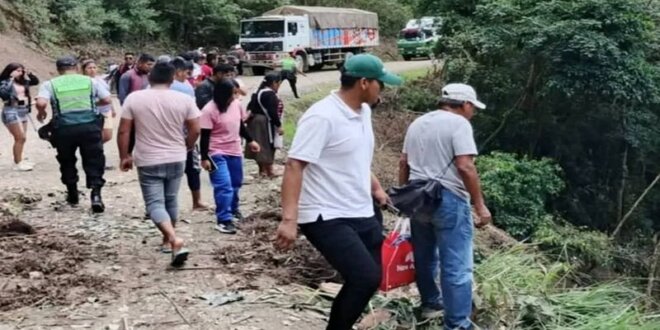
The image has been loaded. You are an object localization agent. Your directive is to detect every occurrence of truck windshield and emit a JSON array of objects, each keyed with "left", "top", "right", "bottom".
[
  {"left": 400, "top": 30, "right": 424, "bottom": 40},
  {"left": 241, "top": 20, "right": 285, "bottom": 38}
]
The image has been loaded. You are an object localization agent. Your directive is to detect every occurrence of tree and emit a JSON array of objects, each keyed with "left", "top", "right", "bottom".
[
  {"left": 50, "top": 0, "right": 107, "bottom": 43},
  {"left": 434, "top": 0, "right": 660, "bottom": 234},
  {"left": 102, "top": 0, "right": 162, "bottom": 46}
]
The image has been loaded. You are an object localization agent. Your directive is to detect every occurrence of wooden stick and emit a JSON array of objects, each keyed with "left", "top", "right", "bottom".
[
  {"left": 170, "top": 267, "right": 225, "bottom": 271},
  {"left": 120, "top": 317, "right": 131, "bottom": 330},
  {"left": 230, "top": 315, "right": 253, "bottom": 325},
  {"left": 647, "top": 233, "right": 660, "bottom": 309},
  {"left": 612, "top": 172, "right": 660, "bottom": 237},
  {"left": 159, "top": 290, "right": 191, "bottom": 327},
  {"left": 0, "top": 233, "right": 43, "bottom": 240}
]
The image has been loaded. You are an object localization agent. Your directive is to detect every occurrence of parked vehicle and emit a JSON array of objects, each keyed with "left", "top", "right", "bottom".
[
  {"left": 239, "top": 6, "right": 379, "bottom": 74},
  {"left": 398, "top": 16, "right": 441, "bottom": 61}
]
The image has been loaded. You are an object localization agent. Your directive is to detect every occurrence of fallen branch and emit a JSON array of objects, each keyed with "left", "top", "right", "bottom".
[
  {"left": 159, "top": 290, "right": 191, "bottom": 327},
  {"left": 612, "top": 172, "right": 660, "bottom": 238},
  {"left": 170, "top": 267, "right": 226, "bottom": 271},
  {"left": 230, "top": 315, "right": 253, "bottom": 324}
]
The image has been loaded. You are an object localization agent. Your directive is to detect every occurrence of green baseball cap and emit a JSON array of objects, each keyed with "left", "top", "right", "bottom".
[{"left": 343, "top": 54, "right": 403, "bottom": 86}]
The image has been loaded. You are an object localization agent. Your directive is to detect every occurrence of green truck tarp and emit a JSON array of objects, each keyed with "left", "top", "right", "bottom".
[{"left": 263, "top": 6, "right": 378, "bottom": 30}]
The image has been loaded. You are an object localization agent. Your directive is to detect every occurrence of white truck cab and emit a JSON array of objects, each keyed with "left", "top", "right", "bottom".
[{"left": 239, "top": 6, "right": 379, "bottom": 75}]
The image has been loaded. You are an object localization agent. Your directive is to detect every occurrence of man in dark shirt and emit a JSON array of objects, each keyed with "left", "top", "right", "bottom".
[
  {"left": 114, "top": 52, "right": 134, "bottom": 91},
  {"left": 118, "top": 54, "right": 155, "bottom": 105},
  {"left": 194, "top": 64, "right": 240, "bottom": 109}
]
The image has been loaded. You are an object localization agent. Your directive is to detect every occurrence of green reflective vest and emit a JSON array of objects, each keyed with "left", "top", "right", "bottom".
[
  {"left": 281, "top": 58, "right": 296, "bottom": 71},
  {"left": 51, "top": 74, "right": 97, "bottom": 126}
]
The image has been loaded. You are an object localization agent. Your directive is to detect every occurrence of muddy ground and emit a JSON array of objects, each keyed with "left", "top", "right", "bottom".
[{"left": 0, "top": 153, "right": 334, "bottom": 330}]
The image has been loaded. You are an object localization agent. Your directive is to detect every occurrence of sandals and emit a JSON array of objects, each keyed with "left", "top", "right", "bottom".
[
  {"left": 158, "top": 246, "right": 173, "bottom": 254},
  {"left": 171, "top": 249, "right": 189, "bottom": 268}
]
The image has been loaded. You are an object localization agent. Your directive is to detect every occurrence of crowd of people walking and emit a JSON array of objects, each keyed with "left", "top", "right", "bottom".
[
  {"left": 0, "top": 49, "right": 287, "bottom": 261},
  {"left": 1, "top": 49, "right": 491, "bottom": 329}
]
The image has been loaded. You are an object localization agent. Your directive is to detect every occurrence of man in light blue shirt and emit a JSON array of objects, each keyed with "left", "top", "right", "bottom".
[
  {"left": 170, "top": 58, "right": 208, "bottom": 211},
  {"left": 170, "top": 58, "right": 195, "bottom": 98}
]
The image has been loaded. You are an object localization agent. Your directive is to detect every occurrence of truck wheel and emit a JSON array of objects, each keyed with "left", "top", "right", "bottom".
[
  {"left": 403, "top": 55, "right": 412, "bottom": 61},
  {"left": 337, "top": 51, "right": 355, "bottom": 70},
  {"left": 295, "top": 54, "right": 308, "bottom": 73},
  {"left": 252, "top": 67, "right": 266, "bottom": 76}
]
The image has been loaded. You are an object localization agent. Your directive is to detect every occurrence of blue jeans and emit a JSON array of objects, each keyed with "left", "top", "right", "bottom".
[
  {"left": 137, "top": 162, "right": 185, "bottom": 224},
  {"left": 209, "top": 154, "right": 243, "bottom": 223},
  {"left": 2, "top": 106, "right": 29, "bottom": 125},
  {"left": 411, "top": 189, "right": 474, "bottom": 330}
]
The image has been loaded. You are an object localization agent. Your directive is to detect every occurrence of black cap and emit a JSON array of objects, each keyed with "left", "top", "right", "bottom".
[{"left": 56, "top": 56, "right": 78, "bottom": 69}]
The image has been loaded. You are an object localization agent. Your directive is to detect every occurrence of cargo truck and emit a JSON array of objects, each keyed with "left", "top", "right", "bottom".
[{"left": 239, "top": 6, "right": 379, "bottom": 75}]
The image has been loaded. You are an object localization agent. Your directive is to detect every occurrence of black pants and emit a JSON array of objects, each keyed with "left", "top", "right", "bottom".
[
  {"left": 282, "top": 70, "right": 299, "bottom": 98},
  {"left": 53, "top": 122, "right": 105, "bottom": 189},
  {"left": 185, "top": 149, "right": 201, "bottom": 191},
  {"left": 300, "top": 215, "right": 384, "bottom": 330}
]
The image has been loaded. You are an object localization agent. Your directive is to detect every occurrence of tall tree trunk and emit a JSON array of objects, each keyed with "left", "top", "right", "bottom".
[
  {"left": 647, "top": 233, "right": 660, "bottom": 308},
  {"left": 616, "top": 144, "right": 629, "bottom": 221}
]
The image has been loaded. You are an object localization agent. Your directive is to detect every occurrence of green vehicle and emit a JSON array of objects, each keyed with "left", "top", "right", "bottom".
[{"left": 397, "top": 17, "right": 440, "bottom": 61}]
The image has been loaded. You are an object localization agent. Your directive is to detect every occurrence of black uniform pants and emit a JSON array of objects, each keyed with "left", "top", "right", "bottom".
[
  {"left": 282, "top": 70, "right": 299, "bottom": 98},
  {"left": 53, "top": 122, "right": 105, "bottom": 189},
  {"left": 300, "top": 215, "right": 384, "bottom": 330}
]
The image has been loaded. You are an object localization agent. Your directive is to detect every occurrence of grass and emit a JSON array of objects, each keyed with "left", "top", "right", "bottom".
[
  {"left": 472, "top": 246, "right": 660, "bottom": 329},
  {"left": 284, "top": 243, "right": 660, "bottom": 329}
]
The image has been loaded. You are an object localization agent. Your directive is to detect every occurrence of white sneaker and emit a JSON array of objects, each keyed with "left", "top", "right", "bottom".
[
  {"left": 22, "top": 160, "right": 35, "bottom": 167},
  {"left": 13, "top": 161, "right": 33, "bottom": 172}
]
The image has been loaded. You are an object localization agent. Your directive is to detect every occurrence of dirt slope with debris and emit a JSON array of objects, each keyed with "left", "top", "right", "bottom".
[{"left": 0, "top": 31, "right": 56, "bottom": 79}]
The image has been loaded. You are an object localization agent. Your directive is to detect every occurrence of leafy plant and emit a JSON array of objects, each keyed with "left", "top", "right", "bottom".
[
  {"left": 477, "top": 152, "right": 565, "bottom": 239},
  {"left": 534, "top": 219, "right": 614, "bottom": 269}
]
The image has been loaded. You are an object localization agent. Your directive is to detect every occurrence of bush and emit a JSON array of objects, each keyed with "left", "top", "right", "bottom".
[
  {"left": 478, "top": 152, "right": 565, "bottom": 239},
  {"left": 382, "top": 70, "right": 444, "bottom": 113},
  {"left": 534, "top": 219, "right": 614, "bottom": 269}
]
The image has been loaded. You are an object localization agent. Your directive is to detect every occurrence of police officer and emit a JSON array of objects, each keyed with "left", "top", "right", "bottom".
[
  {"left": 280, "top": 53, "right": 306, "bottom": 99},
  {"left": 35, "top": 56, "right": 112, "bottom": 213}
]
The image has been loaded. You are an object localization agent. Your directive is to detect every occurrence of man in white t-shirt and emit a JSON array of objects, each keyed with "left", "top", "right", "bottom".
[
  {"left": 275, "top": 54, "right": 402, "bottom": 330},
  {"left": 399, "top": 83, "right": 492, "bottom": 329}
]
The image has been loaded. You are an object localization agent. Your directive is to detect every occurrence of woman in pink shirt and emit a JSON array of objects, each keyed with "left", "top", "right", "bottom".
[{"left": 200, "top": 79, "right": 260, "bottom": 234}]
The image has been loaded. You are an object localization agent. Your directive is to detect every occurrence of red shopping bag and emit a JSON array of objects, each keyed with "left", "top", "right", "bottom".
[{"left": 380, "top": 217, "right": 415, "bottom": 291}]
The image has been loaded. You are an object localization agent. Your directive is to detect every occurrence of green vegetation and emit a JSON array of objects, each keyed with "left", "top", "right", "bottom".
[
  {"left": 294, "top": 245, "right": 660, "bottom": 329},
  {"left": 369, "top": 1, "right": 660, "bottom": 324},
  {"left": 477, "top": 152, "right": 565, "bottom": 239},
  {"left": 0, "top": 0, "right": 415, "bottom": 49},
  {"left": 434, "top": 0, "right": 660, "bottom": 237},
  {"left": 534, "top": 220, "right": 614, "bottom": 268},
  {"left": 473, "top": 247, "right": 660, "bottom": 329}
]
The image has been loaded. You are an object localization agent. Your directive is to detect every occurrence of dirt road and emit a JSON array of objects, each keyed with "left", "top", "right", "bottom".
[
  {"left": 0, "top": 61, "right": 431, "bottom": 330},
  {"left": 240, "top": 60, "right": 432, "bottom": 98}
]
